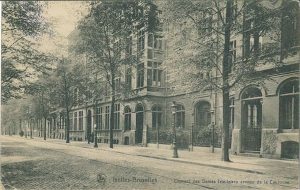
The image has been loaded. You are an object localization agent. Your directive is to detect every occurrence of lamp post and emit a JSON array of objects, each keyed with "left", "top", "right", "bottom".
[
  {"left": 94, "top": 124, "right": 98, "bottom": 148},
  {"left": 171, "top": 101, "right": 178, "bottom": 158},
  {"left": 210, "top": 109, "right": 215, "bottom": 153}
]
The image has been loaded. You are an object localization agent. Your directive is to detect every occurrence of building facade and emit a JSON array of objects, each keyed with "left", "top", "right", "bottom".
[{"left": 32, "top": 0, "right": 299, "bottom": 159}]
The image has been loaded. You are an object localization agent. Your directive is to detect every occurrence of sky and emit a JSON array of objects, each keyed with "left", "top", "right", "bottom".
[{"left": 39, "top": 1, "right": 88, "bottom": 56}]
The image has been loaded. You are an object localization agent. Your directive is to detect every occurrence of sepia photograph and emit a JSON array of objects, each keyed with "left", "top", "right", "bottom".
[{"left": 1, "top": 0, "right": 299, "bottom": 189}]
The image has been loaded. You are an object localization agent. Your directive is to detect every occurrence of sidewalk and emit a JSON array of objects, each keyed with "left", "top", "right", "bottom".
[{"left": 6, "top": 136, "right": 299, "bottom": 176}]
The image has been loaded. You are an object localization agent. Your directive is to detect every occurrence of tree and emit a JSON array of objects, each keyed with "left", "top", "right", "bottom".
[
  {"left": 1, "top": 1, "right": 53, "bottom": 103},
  {"left": 50, "top": 59, "right": 85, "bottom": 143},
  {"left": 71, "top": 0, "right": 159, "bottom": 148},
  {"left": 159, "top": 0, "right": 287, "bottom": 161},
  {"left": 26, "top": 77, "right": 54, "bottom": 141}
]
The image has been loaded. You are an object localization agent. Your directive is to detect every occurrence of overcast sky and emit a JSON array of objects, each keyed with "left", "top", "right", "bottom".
[{"left": 39, "top": 1, "right": 88, "bottom": 56}]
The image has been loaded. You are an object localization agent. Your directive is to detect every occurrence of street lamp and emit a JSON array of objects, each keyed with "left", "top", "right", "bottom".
[
  {"left": 171, "top": 101, "right": 179, "bottom": 158},
  {"left": 94, "top": 124, "right": 98, "bottom": 148}
]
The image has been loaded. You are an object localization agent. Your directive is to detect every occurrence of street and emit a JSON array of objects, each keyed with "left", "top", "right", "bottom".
[{"left": 1, "top": 136, "right": 298, "bottom": 190}]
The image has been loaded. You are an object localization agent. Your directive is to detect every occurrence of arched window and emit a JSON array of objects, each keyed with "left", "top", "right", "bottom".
[
  {"left": 279, "top": 78, "right": 299, "bottom": 129},
  {"left": 242, "top": 87, "right": 262, "bottom": 128},
  {"left": 176, "top": 105, "right": 185, "bottom": 128},
  {"left": 152, "top": 105, "right": 162, "bottom": 129},
  {"left": 136, "top": 104, "right": 144, "bottom": 112},
  {"left": 195, "top": 101, "right": 211, "bottom": 128},
  {"left": 124, "top": 106, "right": 131, "bottom": 131}
]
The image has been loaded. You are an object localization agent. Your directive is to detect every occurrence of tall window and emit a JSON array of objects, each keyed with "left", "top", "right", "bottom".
[
  {"left": 74, "top": 88, "right": 78, "bottom": 106},
  {"left": 147, "top": 61, "right": 162, "bottom": 87},
  {"left": 152, "top": 105, "right": 162, "bottom": 129},
  {"left": 176, "top": 105, "right": 185, "bottom": 128},
  {"left": 105, "top": 106, "right": 110, "bottom": 130},
  {"left": 137, "top": 28, "right": 145, "bottom": 53},
  {"left": 148, "top": 33, "right": 163, "bottom": 50},
  {"left": 243, "top": 6, "right": 262, "bottom": 57},
  {"left": 114, "top": 77, "right": 121, "bottom": 93},
  {"left": 242, "top": 87, "right": 262, "bottom": 128},
  {"left": 281, "top": 1, "right": 299, "bottom": 51},
  {"left": 124, "top": 106, "right": 131, "bottom": 131},
  {"left": 137, "top": 63, "right": 144, "bottom": 88},
  {"left": 114, "top": 104, "right": 120, "bottom": 130},
  {"left": 96, "top": 107, "right": 103, "bottom": 130},
  {"left": 73, "top": 112, "right": 77, "bottom": 131},
  {"left": 279, "top": 79, "right": 299, "bottom": 130},
  {"left": 79, "top": 111, "right": 83, "bottom": 130},
  {"left": 69, "top": 113, "right": 73, "bottom": 130},
  {"left": 195, "top": 102, "right": 211, "bottom": 128},
  {"left": 61, "top": 115, "right": 65, "bottom": 129},
  {"left": 231, "top": 0, "right": 238, "bottom": 24},
  {"left": 59, "top": 114, "right": 65, "bottom": 129},
  {"left": 125, "top": 68, "right": 132, "bottom": 91},
  {"left": 229, "top": 40, "right": 237, "bottom": 71},
  {"left": 126, "top": 36, "right": 132, "bottom": 56}
]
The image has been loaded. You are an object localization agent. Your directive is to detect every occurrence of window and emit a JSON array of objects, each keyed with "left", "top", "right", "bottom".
[
  {"left": 148, "top": 33, "right": 162, "bottom": 50},
  {"left": 69, "top": 113, "right": 73, "bottom": 130},
  {"left": 195, "top": 102, "right": 211, "bottom": 128},
  {"left": 243, "top": 5, "right": 263, "bottom": 58},
  {"left": 229, "top": 98, "right": 235, "bottom": 128},
  {"left": 148, "top": 33, "right": 154, "bottom": 47},
  {"left": 147, "top": 61, "right": 162, "bottom": 87},
  {"left": 79, "top": 111, "right": 83, "bottom": 131},
  {"left": 73, "top": 112, "right": 77, "bottom": 131},
  {"left": 154, "top": 35, "right": 163, "bottom": 50},
  {"left": 114, "top": 77, "right": 121, "bottom": 93},
  {"left": 114, "top": 104, "right": 120, "bottom": 130},
  {"left": 152, "top": 105, "right": 162, "bottom": 129},
  {"left": 125, "top": 68, "right": 132, "bottom": 91},
  {"left": 62, "top": 115, "right": 65, "bottom": 129},
  {"left": 137, "top": 28, "right": 145, "bottom": 53},
  {"left": 105, "top": 106, "right": 110, "bottom": 130},
  {"left": 231, "top": 0, "right": 238, "bottom": 24},
  {"left": 59, "top": 114, "right": 65, "bottom": 129},
  {"left": 242, "top": 87, "right": 262, "bottom": 128},
  {"left": 136, "top": 63, "right": 144, "bottom": 88},
  {"left": 279, "top": 79, "right": 299, "bottom": 130},
  {"left": 281, "top": 1, "right": 299, "bottom": 51},
  {"left": 96, "top": 107, "right": 103, "bottom": 130},
  {"left": 126, "top": 36, "right": 132, "bottom": 56},
  {"left": 124, "top": 106, "right": 131, "bottom": 131},
  {"left": 176, "top": 105, "right": 185, "bottom": 128},
  {"left": 229, "top": 40, "right": 237, "bottom": 71},
  {"left": 74, "top": 88, "right": 78, "bottom": 106}
]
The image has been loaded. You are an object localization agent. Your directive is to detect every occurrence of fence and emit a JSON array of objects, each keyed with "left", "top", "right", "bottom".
[{"left": 148, "top": 125, "right": 227, "bottom": 149}]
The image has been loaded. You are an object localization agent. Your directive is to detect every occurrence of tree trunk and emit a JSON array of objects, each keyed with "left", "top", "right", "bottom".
[
  {"left": 221, "top": 0, "right": 233, "bottom": 162},
  {"left": 66, "top": 111, "right": 70, "bottom": 143},
  {"left": 44, "top": 117, "right": 47, "bottom": 140},
  {"left": 109, "top": 73, "right": 115, "bottom": 149}
]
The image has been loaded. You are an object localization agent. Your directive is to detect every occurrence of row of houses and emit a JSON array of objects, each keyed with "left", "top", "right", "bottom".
[{"left": 16, "top": 0, "right": 299, "bottom": 159}]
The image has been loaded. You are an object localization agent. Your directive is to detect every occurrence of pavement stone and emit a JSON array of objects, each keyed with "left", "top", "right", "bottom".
[{"left": 13, "top": 136, "right": 298, "bottom": 176}]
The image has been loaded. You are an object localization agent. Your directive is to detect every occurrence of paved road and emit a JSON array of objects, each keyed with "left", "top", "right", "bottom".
[{"left": 1, "top": 136, "right": 298, "bottom": 190}]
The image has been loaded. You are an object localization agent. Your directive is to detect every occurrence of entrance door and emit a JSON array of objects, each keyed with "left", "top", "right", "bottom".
[
  {"left": 135, "top": 104, "right": 144, "bottom": 144},
  {"left": 241, "top": 87, "right": 262, "bottom": 153}
]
